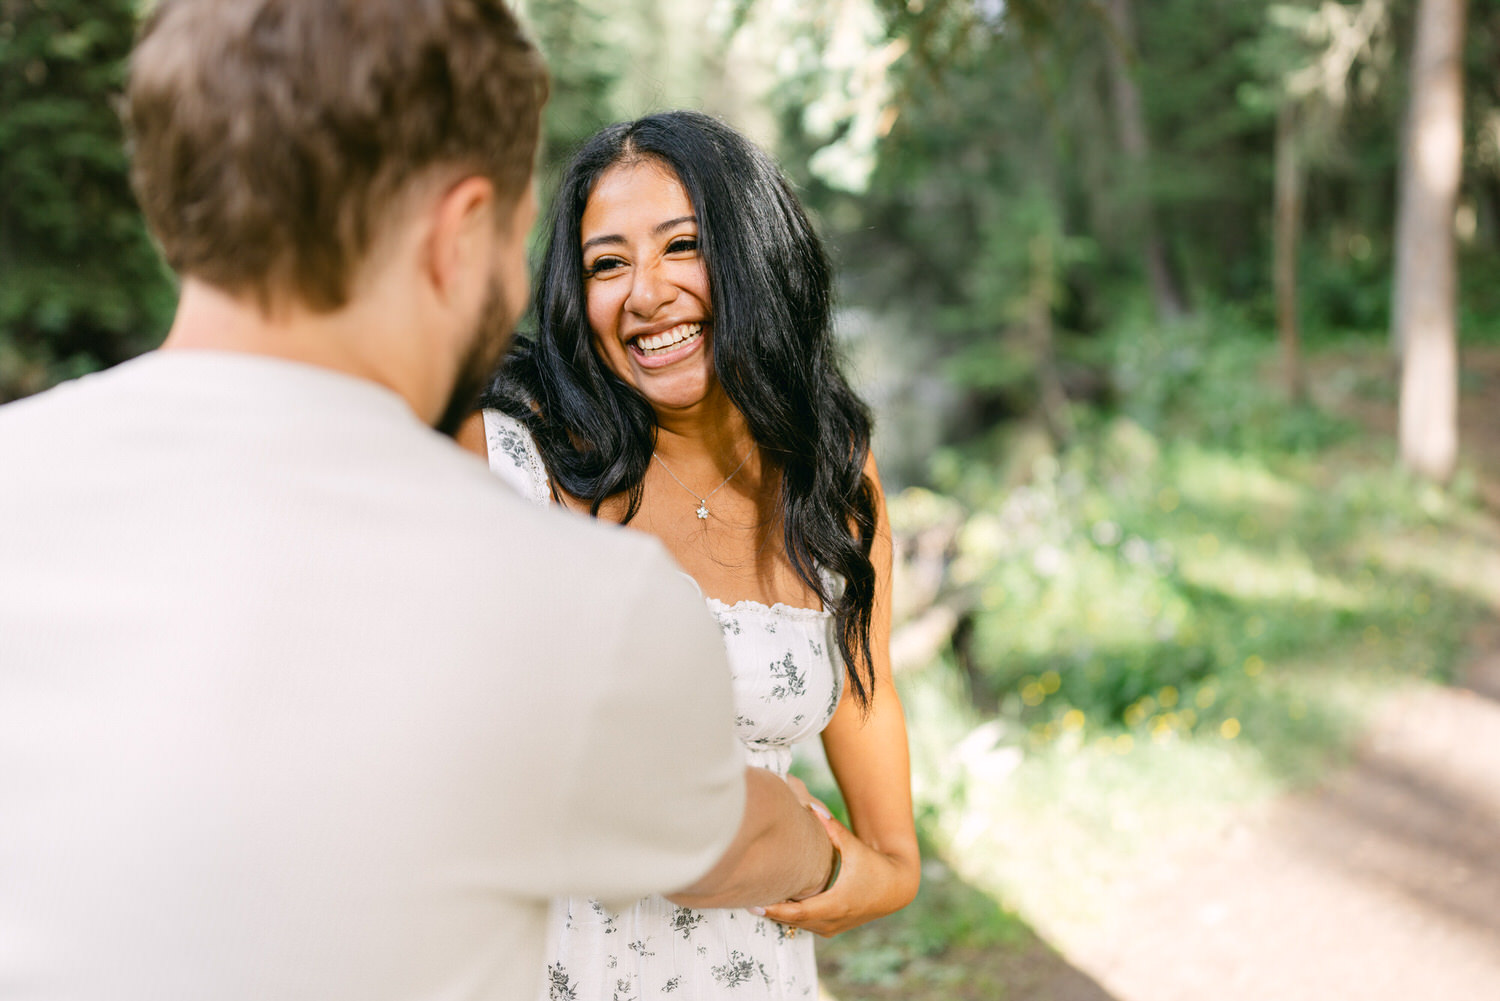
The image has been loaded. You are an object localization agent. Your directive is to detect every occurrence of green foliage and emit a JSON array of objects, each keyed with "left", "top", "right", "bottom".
[
  {"left": 922, "top": 327, "right": 1483, "bottom": 752},
  {"left": 1109, "top": 304, "right": 1360, "bottom": 450},
  {"left": 818, "top": 855, "right": 1027, "bottom": 990},
  {"left": 521, "top": 0, "right": 635, "bottom": 179},
  {"left": 798, "top": 0, "right": 1499, "bottom": 426},
  {"left": 794, "top": 745, "right": 1029, "bottom": 991},
  {"left": 9, "top": 0, "right": 1500, "bottom": 408},
  {"left": 1460, "top": 246, "right": 1500, "bottom": 342},
  {"left": 1298, "top": 237, "right": 1393, "bottom": 335},
  {"left": 0, "top": 0, "right": 174, "bottom": 401}
]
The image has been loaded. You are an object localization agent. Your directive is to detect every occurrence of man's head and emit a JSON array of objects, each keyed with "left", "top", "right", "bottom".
[{"left": 127, "top": 0, "right": 547, "bottom": 428}]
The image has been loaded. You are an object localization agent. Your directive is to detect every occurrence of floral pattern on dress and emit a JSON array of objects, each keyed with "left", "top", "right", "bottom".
[
  {"left": 530, "top": 588, "right": 845, "bottom": 1000},
  {"left": 711, "top": 951, "right": 771, "bottom": 989},
  {"left": 547, "top": 964, "right": 578, "bottom": 1001},
  {"left": 480, "top": 410, "right": 846, "bottom": 1001},
  {"left": 670, "top": 906, "right": 707, "bottom": 940},
  {"left": 589, "top": 898, "right": 618, "bottom": 934},
  {"left": 767, "top": 651, "right": 806, "bottom": 701},
  {"left": 481, "top": 410, "right": 552, "bottom": 505}
]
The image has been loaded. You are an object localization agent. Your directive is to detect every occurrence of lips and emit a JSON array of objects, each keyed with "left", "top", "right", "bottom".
[
  {"left": 626, "top": 322, "right": 706, "bottom": 368},
  {"left": 631, "top": 322, "right": 702, "bottom": 355}
]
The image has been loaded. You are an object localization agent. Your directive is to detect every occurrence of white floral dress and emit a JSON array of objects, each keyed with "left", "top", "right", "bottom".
[{"left": 479, "top": 410, "right": 844, "bottom": 1001}]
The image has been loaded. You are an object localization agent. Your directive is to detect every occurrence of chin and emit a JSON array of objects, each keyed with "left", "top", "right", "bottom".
[{"left": 637, "top": 369, "right": 719, "bottom": 413}]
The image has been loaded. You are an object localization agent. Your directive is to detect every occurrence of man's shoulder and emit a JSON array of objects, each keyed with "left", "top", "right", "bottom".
[
  {"left": 0, "top": 367, "right": 97, "bottom": 424},
  {"left": 0, "top": 364, "right": 129, "bottom": 464},
  {"left": 459, "top": 482, "right": 682, "bottom": 595}
]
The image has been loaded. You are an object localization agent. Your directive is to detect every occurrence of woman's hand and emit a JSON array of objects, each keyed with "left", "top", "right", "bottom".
[{"left": 755, "top": 808, "right": 920, "bottom": 938}]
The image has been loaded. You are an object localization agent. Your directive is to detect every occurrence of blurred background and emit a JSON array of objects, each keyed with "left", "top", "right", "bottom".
[{"left": 3, "top": 1, "right": 1498, "bottom": 997}]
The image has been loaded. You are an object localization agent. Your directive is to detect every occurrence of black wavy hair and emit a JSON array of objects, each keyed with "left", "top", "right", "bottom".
[{"left": 483, "top": 110, "right": 879, "bottom": 708}]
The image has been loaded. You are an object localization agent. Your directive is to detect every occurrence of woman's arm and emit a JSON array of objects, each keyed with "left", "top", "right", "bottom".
[{"left": 760, "top": 453, "right": 921, "bottom": 936}]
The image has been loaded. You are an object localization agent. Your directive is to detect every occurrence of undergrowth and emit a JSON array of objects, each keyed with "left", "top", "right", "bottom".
[{"left": 809, "top": 316, "right": 1492, "bottom": 998}]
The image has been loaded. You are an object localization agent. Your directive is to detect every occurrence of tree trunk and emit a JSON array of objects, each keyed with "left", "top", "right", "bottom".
[
  {"left": 1101, "top": 0, "right": 1187, "bottom": 323},
  {"left": 1394, "top": 0, "right": 1466, "bottom": 483},
  {"left": 1274, "top": 103, "right": 1306, "bottom": 404},
  {"left": 1029, "top": 232, "right": 1075, "bottom": 446}
]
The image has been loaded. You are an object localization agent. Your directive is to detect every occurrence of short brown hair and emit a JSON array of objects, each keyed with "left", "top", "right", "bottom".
[{"left": 126, "top": 0, "right": 548, "bottom": 311}]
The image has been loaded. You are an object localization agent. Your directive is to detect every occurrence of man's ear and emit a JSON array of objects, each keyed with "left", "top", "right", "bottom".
[{"left": 424, "top": 175, "right": 497, "bottom": 308}]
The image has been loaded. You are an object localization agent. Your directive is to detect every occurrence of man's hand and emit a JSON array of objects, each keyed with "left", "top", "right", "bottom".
[{"left": 664, "top": 766, "right": 835, "bottom": 909}]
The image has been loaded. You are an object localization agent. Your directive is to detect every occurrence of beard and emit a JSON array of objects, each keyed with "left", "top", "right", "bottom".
[{"left": 435, "top": 275, "right": 515, "bottom": 437}]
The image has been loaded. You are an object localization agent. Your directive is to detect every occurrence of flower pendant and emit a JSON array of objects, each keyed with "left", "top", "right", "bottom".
[{"left": 696, "top": 502, "right": 710, "bottom": 520}]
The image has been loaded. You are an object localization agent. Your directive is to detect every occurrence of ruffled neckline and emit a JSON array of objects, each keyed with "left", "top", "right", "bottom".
[{"left": 703, "top": 595, "right": 830, "bottom": 620}]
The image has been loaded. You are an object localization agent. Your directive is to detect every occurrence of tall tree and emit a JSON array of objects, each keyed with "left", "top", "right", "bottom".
[
  {"left": 1258, "top": 0, "right": 1391, "bottom": 403},
  {"left": 1274, "top": 102, "right": 1306, "bottom": 402},
  {"left": 1395, "top": 0, "right": 1467, "bottom": 482},
  {"left": 1099, "top": 0, "right": 1187, "bottom": 323}
]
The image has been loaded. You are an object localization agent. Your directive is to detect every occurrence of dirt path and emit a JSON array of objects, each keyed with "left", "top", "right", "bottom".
[
  {"left": 1019, "top": 347, "right": 1500, "bottom": 1001},
  {"left": 1045, "top": 679, "right": 1500, "bottom": 1001},
  {"left": 821, "top": 348, "right": 1500, "bottom": 1001}
]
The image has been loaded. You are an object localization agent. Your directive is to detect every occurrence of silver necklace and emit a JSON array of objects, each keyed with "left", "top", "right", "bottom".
[{"left": 652, "top": 445, "right": 757, "bottom": 520}]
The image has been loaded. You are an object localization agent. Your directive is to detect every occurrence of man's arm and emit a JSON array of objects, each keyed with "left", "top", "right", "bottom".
[
  {"left": 665, "top": 766, "right": 835, "bottom": 909},
  {"left": 458, "top": 429, "right": 838, "bottom": 909}
]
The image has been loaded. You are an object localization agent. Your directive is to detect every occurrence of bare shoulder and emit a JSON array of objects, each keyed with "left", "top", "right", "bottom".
[
  {"left": 454, "top": 411, "right": 488, "bottom": 460},
  {"left": 862, "top": 451, "right": 890, "bottom": 519}
]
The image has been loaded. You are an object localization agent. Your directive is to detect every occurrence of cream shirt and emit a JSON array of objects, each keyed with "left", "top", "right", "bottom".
[{"left": 0, "top": 352, "right": 744, "bottom": 1001}]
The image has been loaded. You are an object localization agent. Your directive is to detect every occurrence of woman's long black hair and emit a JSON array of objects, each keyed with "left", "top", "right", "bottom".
[{"left": 484, "top": 110, "right": 880, "bottom": 709}]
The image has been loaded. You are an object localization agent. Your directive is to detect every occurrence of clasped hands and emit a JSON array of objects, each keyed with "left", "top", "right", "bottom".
[{"left": 750, "top": 774, "right": 919, "bottom": 938}]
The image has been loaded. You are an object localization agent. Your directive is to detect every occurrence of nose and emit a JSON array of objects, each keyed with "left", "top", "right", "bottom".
[{"left": 624, "top": 258, "right": 676, "bottom": 317}]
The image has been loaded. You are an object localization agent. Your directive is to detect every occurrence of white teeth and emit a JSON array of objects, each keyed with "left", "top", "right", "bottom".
[{"left": 635, "top": 323, "right": 701, "bottom": 355}]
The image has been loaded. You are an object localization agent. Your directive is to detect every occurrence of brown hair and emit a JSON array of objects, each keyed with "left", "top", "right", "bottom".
[{"left": 126, "top": 0, "right": 548, "bottom": 312}]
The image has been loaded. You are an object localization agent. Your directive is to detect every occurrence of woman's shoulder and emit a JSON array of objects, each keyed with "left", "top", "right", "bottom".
[{"left": 478, "top": 408, "right": 551, "bottom": 506}]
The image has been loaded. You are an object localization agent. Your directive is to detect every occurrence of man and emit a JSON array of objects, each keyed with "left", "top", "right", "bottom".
[{"left": 0, "top": 3, "right": 833, "bottom": 999}]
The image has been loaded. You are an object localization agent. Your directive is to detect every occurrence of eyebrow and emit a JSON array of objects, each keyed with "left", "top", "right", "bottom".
[{"left": 581, "top": 215, "right": 698, "bottom": 253}]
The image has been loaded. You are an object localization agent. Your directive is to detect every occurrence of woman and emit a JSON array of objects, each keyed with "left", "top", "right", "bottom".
[{"left": 460, "top": 111, "right": 918, "bottom": 999}]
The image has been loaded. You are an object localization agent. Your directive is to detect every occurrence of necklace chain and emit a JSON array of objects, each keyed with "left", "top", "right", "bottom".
[{"left": 652, "top": 445, "right": 757, "bottom": 520}]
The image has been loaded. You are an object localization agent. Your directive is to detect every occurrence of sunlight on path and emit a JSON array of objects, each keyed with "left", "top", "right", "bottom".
[
  {"left": 1048, "top": 680, "right": 1500, "bottom": 1001},
  {"left": 1364, "top": 521, "right": 1500, "bottom": 610},
  {"left": 1026, "top": 345, "right": 1500, "bottom": 1001}
]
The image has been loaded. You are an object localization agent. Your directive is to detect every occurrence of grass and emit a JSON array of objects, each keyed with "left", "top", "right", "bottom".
[
  {"left": 934, "top": 420, "right": 1477, "bottom": 748},
  {"left": 806, "top": 323, "right": 1497, "bottom": 999}
]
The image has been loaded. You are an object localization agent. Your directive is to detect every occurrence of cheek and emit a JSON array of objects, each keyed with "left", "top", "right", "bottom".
[
  {"left": 585, "top": 286, "right": 625, "bottom": 352},
  {"left": 687, "top": 261, "right": 711, "bottom": 309},
  {"left": 585, "top": 287, "right": 628, "bottom": 378},
  {"left": 584, "top": 286, "right": 609, "bottom": 343},
  {"left": 590, "top": 332, "right": 631, "bottom": 384}
]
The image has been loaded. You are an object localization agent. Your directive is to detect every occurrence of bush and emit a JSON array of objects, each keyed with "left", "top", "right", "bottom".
[
  {"left": 0, "top": 1, "right": 174, "bottom": 401},
  {"left": 913, "top": 324, "right": 1483, "bottom": 751},
  {"left": 1107, "top": 305, "right": 1357, "bottom": 453}
]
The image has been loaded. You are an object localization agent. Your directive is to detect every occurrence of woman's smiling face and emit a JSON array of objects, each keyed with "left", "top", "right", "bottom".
[{"left": 580, "top": 159, "right": 716, "bottom": 414}]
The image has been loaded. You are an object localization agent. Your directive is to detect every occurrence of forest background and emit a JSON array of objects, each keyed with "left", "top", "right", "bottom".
[{"left": 3, "top": 0, "right": 1498, "bottom": 997}]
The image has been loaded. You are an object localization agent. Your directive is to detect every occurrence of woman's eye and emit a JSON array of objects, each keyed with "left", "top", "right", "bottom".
[
  {"left": 667, "top": 237, "right": 699, "bottom": 254},
  {"left": 584, "top": 257, "right": 624, "bottom": 277}
]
